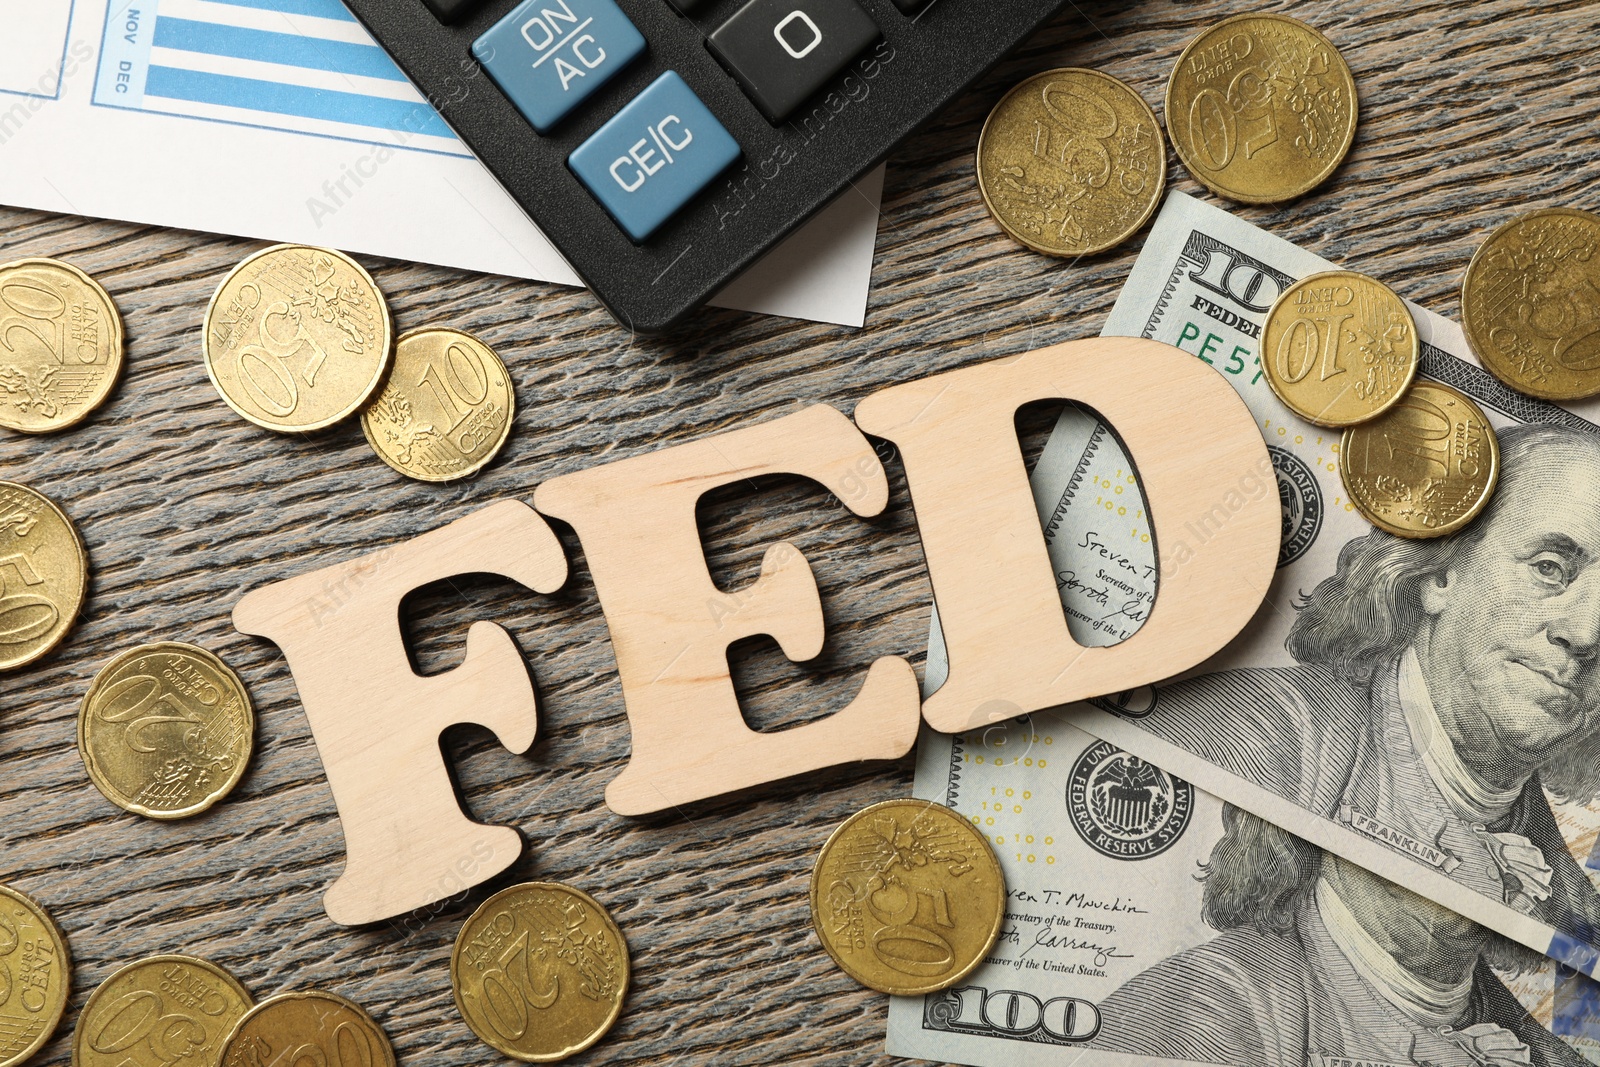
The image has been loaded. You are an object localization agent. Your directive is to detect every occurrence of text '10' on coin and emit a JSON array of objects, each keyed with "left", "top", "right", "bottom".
[
  {"left": 1461, "top": 207, "right": 1600, "bottom": 401},
  {"left": 221, "top": 991, "right": 394, "bottom": 1067},
  {"left": 75, "top": 954, "right": 253, "bottom": 1067},
  {"left": 977, "top": 68, "right": 1166, "bottom": 258},
  {"left": 202, "top": 245, "right": 393, "bottom": 433},
  {"left": 361, "top": 328, "right": 515, "bottom": 482},
  {"left": 1261, "top": 270, "right": 1418, "bottom": 428},
  {"left": 79, "top": 642, "right": 254, "bottom": 820},
  {"left": 1339, "top": 381, "right": 1500, "bottom": 539},
  {"left": 0, "top": 884, "right": 69, "bottom": 1067},
  {"left": 1166, "top": 14, "right": 1357, "bottom": 205},
  {"left": 452, "top": 882, "right": 629, "bottom": 1063},
  {"left": 0, "top": 258, "right": 125, "bottom": 434},
  {"left": 810, "top": 799, "right": 1005, "bottom": 996},
  {"left": 0, "top": 481, "right": 87, "bottom": 673}
]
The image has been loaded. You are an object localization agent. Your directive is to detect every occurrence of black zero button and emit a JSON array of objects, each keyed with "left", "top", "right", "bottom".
[
  {"left": 707, "top": 0, "right": 881, "bottom": 123},
  {"left": 420, "top": 0, "right": 482, "bottom": 23}
]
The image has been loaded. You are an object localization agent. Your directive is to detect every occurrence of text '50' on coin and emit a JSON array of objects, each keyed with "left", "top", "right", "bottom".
[
  {"left": 977, "top": 68, "right": 1166, "bottom": 258},
  {"left": 221, "top": 991, "right": 394, "bottom": 1067},
  {"left": 1461, "top": 207, "right": 1600, "bottom": 401},
  {"left": 1166, "top": 14, "right": 1357, "bottom": 205},
  {"left": 452, "top": 882, "right": 629, "bottom": 1063},
  {"left": 1339, "top": 381, "right": 1500, "bottom": 539},
  {"left": 79, "top": 642, "right": 254, "bottom": 820},
  {"left": 810, "top": 799, "right": 1005, "bottom": 996},
  {"left": 0, "top": 481, "right": 87, "bottom": 673},
  {"left": 202, "top": 245, "right": 393, "bottom": 433},
  {"left": 361, "top": 328, "right": 515, "bottom": 482},
  {"left": 1261, "top": 270, "right": 1418, "bottom": 428},
  {"left": 0, "top": 258, "right": 125, "bottom": 434},
  {"left": 0, "top": 884, "right": 69, "bottom": 1067},
  {"left": 75, "top": 954, "right": 253, "bottom": 1067}
]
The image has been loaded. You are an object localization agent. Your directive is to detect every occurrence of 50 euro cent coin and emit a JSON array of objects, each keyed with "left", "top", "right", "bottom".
[
  {"left": 810, "top": 799, "right": 1004, "bottom": 996},
  {"left": 220, "top": 991, "right": 394, "bottom": 1067},
  {"left": 0, "top": 258, "right": 125, "bottom": 434},
  {"left": 361, "top": 328, "right": 514, "bottom": 482},
  {"left": 0, "top": 884, "right": 70, "bottom": 1067},
  {"left": 203, "top": 245, "right": 393, "bottom": 433},
  {"left": 977, "top": 68, "right": 1166, "bottom": 257},
  {"left": 74, "top": 954, "right": 252, "bottom": 1067}
]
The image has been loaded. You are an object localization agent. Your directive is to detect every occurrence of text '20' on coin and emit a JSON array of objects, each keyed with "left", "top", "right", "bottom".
[
  {"left": 810, "top": 799, "right": 1005, "bottom": 996},
  {"left": 1261, "top": 270, "right": 1418, "bottom": 428},
  {"left": 1166, "top": 13, "right": 1357, "bottom": 205},
  {"left": 221, "top": 991, "right": 394, "bottom": 1067},
  {"left": 75, "top": 954, "right": 252, "bottom": 1067},
  {"left": 0, "top": 258, "right": 125, "bottom": 434},
  {"left": 0, "top": 884, "right": 69, "bottom": 1067},
  {"left": 362, "top": 328, "right": 515, "bottom": 482},
  {"left": 79, "top": 642, "right": 254, "bottom": 819},
  {"left": 0, "top": 481, "right": 87, "bottom": 673},
  {"left": 452, "top": 882, "right": 629, "bottom": 1063},
  {"left": 1339, "top": 380, "right": 1500, "bottom": 539},
  {"left": 978, "top": 68, "right": 1166, "bottom": 257},
  {"left": 1461, "top": 207, "right": 1600, "bottom": 401},
  {"left": 202, "top": 245, "right": 393, "bottom": 433}
]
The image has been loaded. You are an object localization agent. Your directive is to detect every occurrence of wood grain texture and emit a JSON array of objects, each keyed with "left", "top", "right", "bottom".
[{"left": 2, "top": 1, "right": 1597, "bottom": 1063}]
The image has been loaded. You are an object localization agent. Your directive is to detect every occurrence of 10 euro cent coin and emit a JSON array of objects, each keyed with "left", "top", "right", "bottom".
[
  {"left": 810, "top": 799, "right": 1005, "bottom": 996},
  {"left": 362, "top": 328, "right": 514, "bottom": 482},
  {"left": 0, "top": 258, "right": 125, "bottom": 434},
  {"left": 452, "top": 882, "right": 629, "bottom": 1063},
  {"left": 978, "top": 68, "right": 1166, "bottom": 257},
  {"left": 203, "top": 245, "right": 393, "bottom": 432}
]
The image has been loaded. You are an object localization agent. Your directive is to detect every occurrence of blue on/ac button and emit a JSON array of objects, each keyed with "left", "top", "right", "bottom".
[
  {"left": 569, "top": 72, "right": 741, "bottom": 242},
  {"left": 472, "top": 0, "right": 645, "bottom": 133}
]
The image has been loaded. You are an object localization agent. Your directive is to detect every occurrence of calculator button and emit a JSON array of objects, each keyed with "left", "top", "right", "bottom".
[
  {"left": 421, "top": 0, "right": 481, "bottom": 23},
  {"left": 707, "top": 0, "right": 880, "bottom": 122},
  {"left": 887, "top": 0, "right": 929, "bottom": 10},
  {"left": 568, "top": 72, "right": 742, "bottom": 241},
  {"left": 472, "top": 0, "right": 646, "bottom": 133},
  {"left": 665, "top": 0, "right": 711, "bottom": 11}
]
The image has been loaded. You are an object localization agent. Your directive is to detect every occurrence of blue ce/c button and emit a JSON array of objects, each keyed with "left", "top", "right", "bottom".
[
  {"left": 569, "top": 72, "right": 741, "bottom": 242},
  {"left": 472, "top": 0, "right": 645, "bottom": 133}
]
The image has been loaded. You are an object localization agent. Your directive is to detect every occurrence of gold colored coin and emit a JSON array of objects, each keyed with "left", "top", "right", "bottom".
[
  {"left": 1460, "top": 207, "right": 1600, "bottom": 400},
  {"left": 810, "top": 799, "right": 1004, "bottom": 996},
  {"left": 219, "top": 991, "right": 394, "bottom": 1067},
  {"left": 977, "top": 68, "right": 1166, "bottom": 257},
  {"left": 0, "top": 481, "right": 87, "bottom": 672},
  {"left": 202, "top": 245, "right": 393, "bottom": 432},
  {"left": 452, "top": 882, "right": 628, "bottom": 1063},
  {"left": 0, "top": 883, "right": 70, "bottom": 1067},
  {"left": 0, "top": 258, "right": 125, "bottom": 434},
  {"left": 361, "top": 328, "right": 514, "bottom": 482},
  {"left": 1340, "top": 381, "right": 1500, "bottom": 539},
  {"left": 74, "top": 954, "right": 252, "bottom": 1067},
  {"left": 79, "top": 642, "right": 254, "bottom": 820},
  {"left": 1261, "top": 270, "right": 1419, "bottom": 427},
  {"left": 1166, "top": 13, "right": 1358, "bottom": 204}
]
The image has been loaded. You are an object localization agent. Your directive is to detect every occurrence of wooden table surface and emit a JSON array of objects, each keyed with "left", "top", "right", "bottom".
[{"left": 3, "top": 1, "right": 1598, "bottom": 1063}]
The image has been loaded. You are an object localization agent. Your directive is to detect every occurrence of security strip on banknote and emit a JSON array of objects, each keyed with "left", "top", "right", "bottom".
[{"left": 890, "top": 192, "right": 1600, "bottom": 1067}]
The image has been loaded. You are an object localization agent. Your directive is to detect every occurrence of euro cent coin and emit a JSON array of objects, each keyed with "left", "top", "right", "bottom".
[
  {"left": 977, "top": 68, "right": 1166, "bottom": 257},
  {"left": 1460, "top": 207, "right": 1600, "bottom": 400},
  {"left": 0, "top": 481, "right": 87, "bottom": 672},
  {"left": 74, "top": 954, "right": 253, "bottom": 1067},
  {"left": 0, "top": 258, "right": 125, "bottom": 434},
  {"left": 220, "top": 991, "right": 394, "bottom": 1067},
  {"left": 361, "top": 328, "right": 515, "bottom": 482},
  {"left": 810, "top": 799, "right": 1005, "bottom": 996},
  {"left": 79, "top": 642, "right": 254, "bottom": 820},
  {"left": 452, "top": 882, "right": 629, "bottom": 1063},
  {"left": 1166, "top": 13, "right": 1358, "bottom": 204},
  {"left": 1261, "top": 270, "right": 1419, "bottom": 427},
  {"left": 1340, "top": 380, "right": 1500, "bottom": 539},
  {"left": 202, "top": 245, "right": 393, "bottom": 432},
  {"left": 0, "top": 884, "right": 70, "bottom": 1067}
]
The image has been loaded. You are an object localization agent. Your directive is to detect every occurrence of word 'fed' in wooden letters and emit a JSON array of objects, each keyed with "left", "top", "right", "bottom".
[{"left": 233, "top": 338, "right": 1278, "bottom": 925}]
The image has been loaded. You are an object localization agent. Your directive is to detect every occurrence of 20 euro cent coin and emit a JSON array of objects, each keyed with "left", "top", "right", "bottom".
[
  {"left": 74, "top": 954, "right": 252, "bottom": 1067},
  {"left": 0, "top": 258, "right": 125, "bottom": 434},
  {"left": 0, "top": 481, "right": 87, "bottom": 672}
]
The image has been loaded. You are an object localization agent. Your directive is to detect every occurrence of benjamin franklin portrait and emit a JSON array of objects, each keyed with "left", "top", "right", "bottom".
[{"left": 1131, "top": 422, "right": 1600, "bottom": 948}]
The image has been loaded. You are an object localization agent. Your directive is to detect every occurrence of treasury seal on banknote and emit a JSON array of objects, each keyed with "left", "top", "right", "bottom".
[
  {"left": 1270, "top": 445, "right": 1323, "bottom": 567},
  {"left": 1067, "top": 741, "right": 1194, "bottom": 860}
]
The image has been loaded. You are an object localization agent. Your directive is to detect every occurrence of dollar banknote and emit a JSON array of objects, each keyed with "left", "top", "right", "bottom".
[{"left": 888, "top": 191, "right": 1600, "bottom": 1066}]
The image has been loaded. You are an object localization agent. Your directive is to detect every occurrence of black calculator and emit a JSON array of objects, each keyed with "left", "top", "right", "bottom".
[{"left": 343, "top": 0, "right": 1068, "bottom": 331}]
